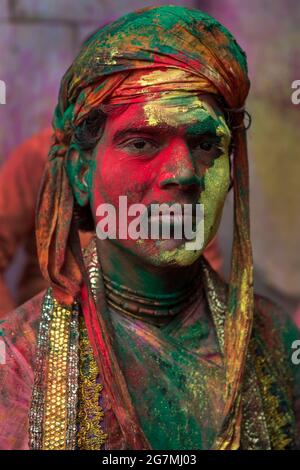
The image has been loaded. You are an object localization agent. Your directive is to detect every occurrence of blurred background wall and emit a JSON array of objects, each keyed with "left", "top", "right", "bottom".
[{"left": 0, "top": 0, "right": 299, "bottom": 316}]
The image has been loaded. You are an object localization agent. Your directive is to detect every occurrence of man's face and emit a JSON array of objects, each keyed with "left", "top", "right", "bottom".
[{"left": 89, "top": 91, "right": 231, "bottom": 268}]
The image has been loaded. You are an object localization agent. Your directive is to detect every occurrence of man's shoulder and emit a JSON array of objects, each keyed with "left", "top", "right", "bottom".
[
  {"left": 5, "top": 127, "right": 52, "bottom": 164},
  {"left": 205, "top": 262, "right": 300, "bottom": 357},
  {"left": 202, "top": 259, "right": 298, "bottom": 348},
  {"left": 0, "top": 290, "right": 46, "bottom": 450},
  {"left": 2, "top": 289, "right": 45, "bottom": 330},
  {"left": 1, "top": 289, "right": 45, "bottom": 367},
  {"left": 253, "top": 293, "right": 285, "bottom": 331},
  {"left": 252, "top": 293, "right": 300, "bottom": 362}
]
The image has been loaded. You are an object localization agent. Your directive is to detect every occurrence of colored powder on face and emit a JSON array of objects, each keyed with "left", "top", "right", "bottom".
[
  {"left": 199, "top": 153, "right": 230, "bottom": 245},
  {"left": 86, "top": 67, "right": 231, "bottom": 270},
  {"left": 137, "top": 69, "right": 220, "bottom": 131},
  {"left": 143, "top": 95, "right": 220, "bottom": 133},
  {"left": 141, "top": 91, "right": 231, "bottom": 266}
]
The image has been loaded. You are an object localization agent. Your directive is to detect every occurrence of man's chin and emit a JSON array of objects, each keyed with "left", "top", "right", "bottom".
[
  {"left": 157, "top": 237, "right": 186, "bottom": 251},
  {"left": 115, "top": 238, "right": 204, "bottom": 268},
  {"left": 151, "top": 238, "right": 204, "bottom": 267}
]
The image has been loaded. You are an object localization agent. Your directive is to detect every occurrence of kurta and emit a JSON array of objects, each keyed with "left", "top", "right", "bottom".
[{"left": 0, "top": 252, "right": 299, "bottom": 450}]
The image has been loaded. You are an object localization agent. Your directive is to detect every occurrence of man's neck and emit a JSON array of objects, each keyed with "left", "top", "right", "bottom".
[{"left": 96, "top": 240, "right": 202, "bottom": 299}]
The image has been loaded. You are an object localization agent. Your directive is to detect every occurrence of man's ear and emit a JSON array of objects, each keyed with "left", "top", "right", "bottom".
[{"left": 65, "top": 144, "right": 92, "bottom": 207}]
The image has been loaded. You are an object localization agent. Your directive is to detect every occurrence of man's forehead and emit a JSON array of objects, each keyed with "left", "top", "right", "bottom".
[
  {"left": 106, "top": 94, "right": 225, "bottom": 137},
  {"left": 143, "top": 94, "right": 219, "bottom": 129}
]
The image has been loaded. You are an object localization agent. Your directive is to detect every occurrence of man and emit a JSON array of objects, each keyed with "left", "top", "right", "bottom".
[
  {"left": 0, "top": 6, "right": 299, "bottom": 450},
  {"left": 0, "top": 128, "right": 103, "bottom": 317},
  {"left": 0, "top": 123, "right": 221, "bottom": 319},
  {"left": 0, "top": 128, "right": 51, "bottom": 315}
]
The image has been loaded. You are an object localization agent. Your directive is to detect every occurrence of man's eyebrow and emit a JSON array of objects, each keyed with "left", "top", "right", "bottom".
[
  {"left": 186, "top": 115, "right": 219, "bottom": 136},
  {"left": 112, "top": 124, "right": 176, "bottom": 142},
  {"left": 112, "top": 117, "right": 220, "bottom": 142}
]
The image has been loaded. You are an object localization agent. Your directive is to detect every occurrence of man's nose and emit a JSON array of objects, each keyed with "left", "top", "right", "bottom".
[{"left": 157, "top": 141, "right": 204, "bottom": 192}]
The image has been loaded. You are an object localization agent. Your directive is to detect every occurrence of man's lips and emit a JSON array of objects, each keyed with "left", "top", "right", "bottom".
[
  {"left": 146, "top": 203, "right": 198, "bottom": 218},
  {"left": 148, "top": 213, "right": 196, "bottom": 226}
]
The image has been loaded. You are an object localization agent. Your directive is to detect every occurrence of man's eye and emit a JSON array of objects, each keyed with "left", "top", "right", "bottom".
[
  {"left": 191, "top": 139, "right": 222, "bottom": 164},
  {"left": 192, "top": 140, "right": 216, "bottom": 153},
  {"left": 121, "top": 138, "right": 159, "bottom": 156},
  {"left": 132, "top": 139, "right": 148, "bottom": 150},
  {"left": 199, "top": 141, "right": 213, "bottom": 151}
]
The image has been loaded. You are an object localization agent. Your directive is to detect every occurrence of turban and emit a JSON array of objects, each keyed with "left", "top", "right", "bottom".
[{"left": 36, "top": 6, "right": 252, "bottom": 449}]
